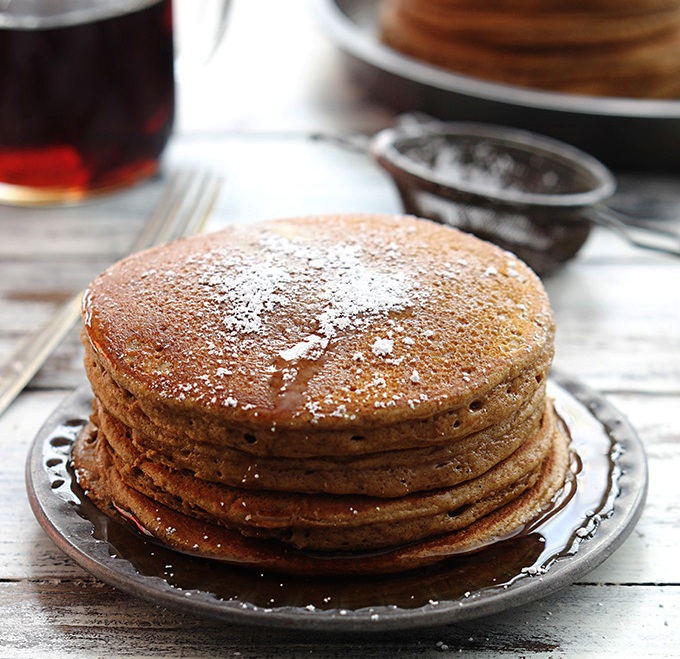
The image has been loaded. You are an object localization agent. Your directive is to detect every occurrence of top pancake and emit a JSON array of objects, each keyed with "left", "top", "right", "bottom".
[{"left": 81, "top": 214, "right": 554, "bottom": 439}]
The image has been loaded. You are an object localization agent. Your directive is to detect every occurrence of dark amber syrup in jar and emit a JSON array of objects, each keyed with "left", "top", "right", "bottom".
[{"left": 0, "top": 0, "right": 174, "bottom": 203}]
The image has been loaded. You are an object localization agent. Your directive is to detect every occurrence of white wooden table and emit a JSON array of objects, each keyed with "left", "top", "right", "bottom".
[{"left": 1, "top": 1, "right": 679, "bottom": 655}]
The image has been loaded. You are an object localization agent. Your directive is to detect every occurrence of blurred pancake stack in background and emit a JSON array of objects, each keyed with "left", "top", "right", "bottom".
[{"left": 378, "top": 0, "right": 680, "bottom": 98}]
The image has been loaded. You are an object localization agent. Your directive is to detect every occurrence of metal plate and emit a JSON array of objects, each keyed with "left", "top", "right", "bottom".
[
  {"left": 26, "top": 371, "right": 646, "bottom": 631},
  {"left": 312, "top": 0, "right": 680, "bottom": 171}
]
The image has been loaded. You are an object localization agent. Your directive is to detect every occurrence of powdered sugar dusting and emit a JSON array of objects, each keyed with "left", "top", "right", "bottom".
[
  {"left": 197, "top": 255, "right": 291, "bottom": 335},
  {"left": 279, "top": 334, "right": 329, "bottom": 362},
  {"left": 193, "top": 230, "right": 418, "bottom": 356},
  {"left": 263, "top": 232, "right": 414, "bottom": 343},
  {"left": 371, "top": 337, "right": 394, "bottom": 357}
]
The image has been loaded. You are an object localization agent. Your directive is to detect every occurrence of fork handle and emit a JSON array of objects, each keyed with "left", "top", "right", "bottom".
[
  {"left": 0, "top": 293, "right": 82, "bottom": 415},
  {"left": 588, "top": 207, "right": 680, "bottom": 257}
]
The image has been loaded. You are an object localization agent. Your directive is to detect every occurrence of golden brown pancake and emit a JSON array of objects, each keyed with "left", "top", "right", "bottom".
[
  {"left": 83, "top": 335, "right": 553, "bottom": 458},
  {"left": 73, "top": 414, "right": 570, "bottom": 575},
  {"left": 73, "top": 213, "right": 570, "bottom": 575},
  {"left": 91, "top": 403, "right": 556, "bottom": 551},
  {"left": 90, "top": 383, "right": 546, "bottom": 496},
  {"left": 81, "top": 214, "right": 554, "bottom": 443}
]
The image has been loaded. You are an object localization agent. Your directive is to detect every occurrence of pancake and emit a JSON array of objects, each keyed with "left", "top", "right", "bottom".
[
  {"left": 90, "top": 380, "right": 545, "bottom": 496},
  {"left": 73, "top": 213, "right": 570, "bottom": 575},
  {"left": 83, "top": 334, "right": 553, "bottom": 458},
  {"left": 73, "top": 413, "right": 570, "bottom": 575},
  {"left": 378, "top": 0, "right": 680, "bottom": 98},
  {"left": 81, "top": 214, "right": 554, "bottom": 448},
  {"left": 92, "top": 402, "right": 556, "bottom": 551}
]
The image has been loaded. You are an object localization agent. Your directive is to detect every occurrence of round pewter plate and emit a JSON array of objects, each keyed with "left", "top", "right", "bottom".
[
  {"left": 312, "top": 0, "right": 680, "bottom": 171},
  {"left": 26, "top": 370, "right": 647, "bottom": 631}
]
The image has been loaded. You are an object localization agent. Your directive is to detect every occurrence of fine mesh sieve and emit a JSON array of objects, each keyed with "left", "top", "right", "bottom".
[{"left": 359, "top": 115, "right": 680, "bottom": 276}]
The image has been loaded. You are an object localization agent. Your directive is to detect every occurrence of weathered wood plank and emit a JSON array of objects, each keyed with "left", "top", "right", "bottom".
[
  {"left": 0, "top": 580, "right": 676, "bottom": 657},
  {"left": 0, "top": 178, "right": 167, "bottom": 259},
  {"left": 546, "top": 262, "right": 680, "bottom": 394},
  {"left": 6, "top": 255, "right": 680, "bottom": 394}
]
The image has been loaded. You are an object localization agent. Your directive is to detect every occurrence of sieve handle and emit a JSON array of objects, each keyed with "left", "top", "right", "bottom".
[{"left": 588, "top": 206, "right": 680, "bottom": 257}]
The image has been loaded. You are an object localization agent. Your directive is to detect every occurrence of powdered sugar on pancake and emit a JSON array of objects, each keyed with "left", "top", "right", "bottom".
[{"left": 191, "top": 230, "right": 419, "bottom": 364}]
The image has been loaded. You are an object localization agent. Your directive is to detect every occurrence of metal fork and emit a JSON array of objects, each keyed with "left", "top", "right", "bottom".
[{"left": 0, "top": 170, "right": 221, "bottom": 417}]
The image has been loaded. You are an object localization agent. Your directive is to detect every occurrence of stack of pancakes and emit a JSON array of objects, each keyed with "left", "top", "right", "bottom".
[
  {"left": 73, "top": 213, "right": 570, "bottom": 576},
  {"left": 378, "top": 0, "right": 680, "bottom": 98}
]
